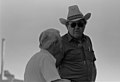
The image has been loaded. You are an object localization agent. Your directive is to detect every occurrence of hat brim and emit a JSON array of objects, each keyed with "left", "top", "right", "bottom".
[
  {"left": 84, "top": 13, "right": 91, "bottom": 20},
  {"left": 59, "top": 18, "right": 67, "bottom": 25},
  {"left": 59, "top": 13, "right": 91, "bottom": 25}
]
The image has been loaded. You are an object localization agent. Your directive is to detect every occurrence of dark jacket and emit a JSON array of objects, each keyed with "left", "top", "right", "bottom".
[{"left": 55, "top": 33, "right": 97, "bottom": 82}]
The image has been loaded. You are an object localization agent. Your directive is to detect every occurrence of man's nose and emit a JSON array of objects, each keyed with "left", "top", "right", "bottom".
[{"left": 75, "top": 25, "right": 80, "bottom": 29}]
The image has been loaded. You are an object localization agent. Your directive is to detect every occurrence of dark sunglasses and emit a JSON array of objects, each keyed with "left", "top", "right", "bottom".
[{"left": 69, "top": 20, "right": 86, "bottom": 28}]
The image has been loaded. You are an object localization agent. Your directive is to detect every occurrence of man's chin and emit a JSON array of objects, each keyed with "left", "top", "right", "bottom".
[{"left": 74, "top": 34, "right": 82, "bottom": 38}]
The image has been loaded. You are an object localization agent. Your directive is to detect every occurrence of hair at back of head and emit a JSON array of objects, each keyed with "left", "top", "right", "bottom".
[{"left": 39, "top": 28, "right": 61, "bottom": 49}]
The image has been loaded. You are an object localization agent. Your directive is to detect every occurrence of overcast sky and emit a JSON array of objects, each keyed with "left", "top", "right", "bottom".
[{"left": 1, "top": 0, "right": 120, "bottom": 81}]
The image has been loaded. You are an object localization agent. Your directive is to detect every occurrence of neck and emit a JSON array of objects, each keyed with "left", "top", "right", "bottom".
[
  {"left": 47, "top": 48, "right": 56, "bottom": 57},
  {"left": 68, "top": 32, "right": 84, "bottom": 40}
]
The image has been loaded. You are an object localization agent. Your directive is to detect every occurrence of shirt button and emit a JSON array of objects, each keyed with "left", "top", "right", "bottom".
[{"left": 84, "top": 61, "right": 86, "bottom": 64}]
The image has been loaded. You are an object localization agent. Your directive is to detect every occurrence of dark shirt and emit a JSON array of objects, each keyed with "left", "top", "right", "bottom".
[{"left": 55, "top": 33, "right": 96, "bottom": 82}]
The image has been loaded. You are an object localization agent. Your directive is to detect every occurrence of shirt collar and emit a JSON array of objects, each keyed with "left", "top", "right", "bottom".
[
  {"left": 67, "top": 33, "right": 73, "bottom": 41},
  {"left": 67, "top": 33, "right": 86, "bottom": 42}
]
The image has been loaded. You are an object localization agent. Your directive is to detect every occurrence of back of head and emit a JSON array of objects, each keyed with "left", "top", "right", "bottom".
[{"left": 39, "top": 28, "right": 61, "bottom": 49}]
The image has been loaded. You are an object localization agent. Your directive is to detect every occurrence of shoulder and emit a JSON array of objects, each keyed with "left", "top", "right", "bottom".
[
  {"left": 62, "top": 33, "right": 68, "bottom": 40},
  {"left": 83, "top": 34, "right": 92, "bottom": 42},
  {"left": 61, "top": 34, "right": 69, "bottom": 44},
  {"left": 84, "top": 34, "right": 90, "bottom": 39},
  {"left": 41, "top": 49, "right": 56, "bottom": 62},
  {"left": 32, "top": 50, "right": 52, "bottom": 63},
  {"left": 61, "top": 34, "right": 71, "bottom": 47}
]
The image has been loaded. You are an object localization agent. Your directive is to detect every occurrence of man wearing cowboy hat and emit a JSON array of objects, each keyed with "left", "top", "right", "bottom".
[{"left": 54, "top": 5, "right": 97, "bottom": 82}]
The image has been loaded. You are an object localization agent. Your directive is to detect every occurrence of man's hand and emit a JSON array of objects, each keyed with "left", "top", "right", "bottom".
[
  {"left": 51, "top": 79, "right": 71, "bottom": 82},
  {"left": 60, "top": 79, "right": 71, "bottom": 82}
]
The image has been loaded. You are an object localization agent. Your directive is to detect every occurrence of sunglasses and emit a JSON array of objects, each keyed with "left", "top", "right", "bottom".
[{"left": 69, "top": 20, "right": 86, "bottom": 28}]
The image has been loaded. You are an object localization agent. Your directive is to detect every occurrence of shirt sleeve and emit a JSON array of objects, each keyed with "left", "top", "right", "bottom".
[
  {"left": 41, "top": 55, "right": 61, "bottom": 82},
  {"left": 87, "top": 36, "right": 96, "bottom": 61}
]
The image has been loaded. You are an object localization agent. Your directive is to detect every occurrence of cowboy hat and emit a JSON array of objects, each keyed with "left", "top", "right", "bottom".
[{"left": 59, "top": 5, "right": 91, "bottom": 25}]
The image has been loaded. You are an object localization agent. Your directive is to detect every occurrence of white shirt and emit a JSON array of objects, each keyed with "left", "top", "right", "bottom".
[{"left": 24, "top": 49, "right": 61, "bottom": 82}]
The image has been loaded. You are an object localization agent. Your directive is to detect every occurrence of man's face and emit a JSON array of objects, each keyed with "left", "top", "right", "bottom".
[{"left": 67, "top": 19, "right": 86, "bottom": 38}]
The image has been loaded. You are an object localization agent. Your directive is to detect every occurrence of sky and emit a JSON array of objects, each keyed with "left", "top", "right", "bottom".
[{"left": 1, "top": 0, "right": 120, "bottom": 81}]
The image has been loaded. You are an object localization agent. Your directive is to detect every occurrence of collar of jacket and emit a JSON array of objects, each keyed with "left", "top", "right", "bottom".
[{"left": 67, "top": 33, "right": 86, "bottom": 42}]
